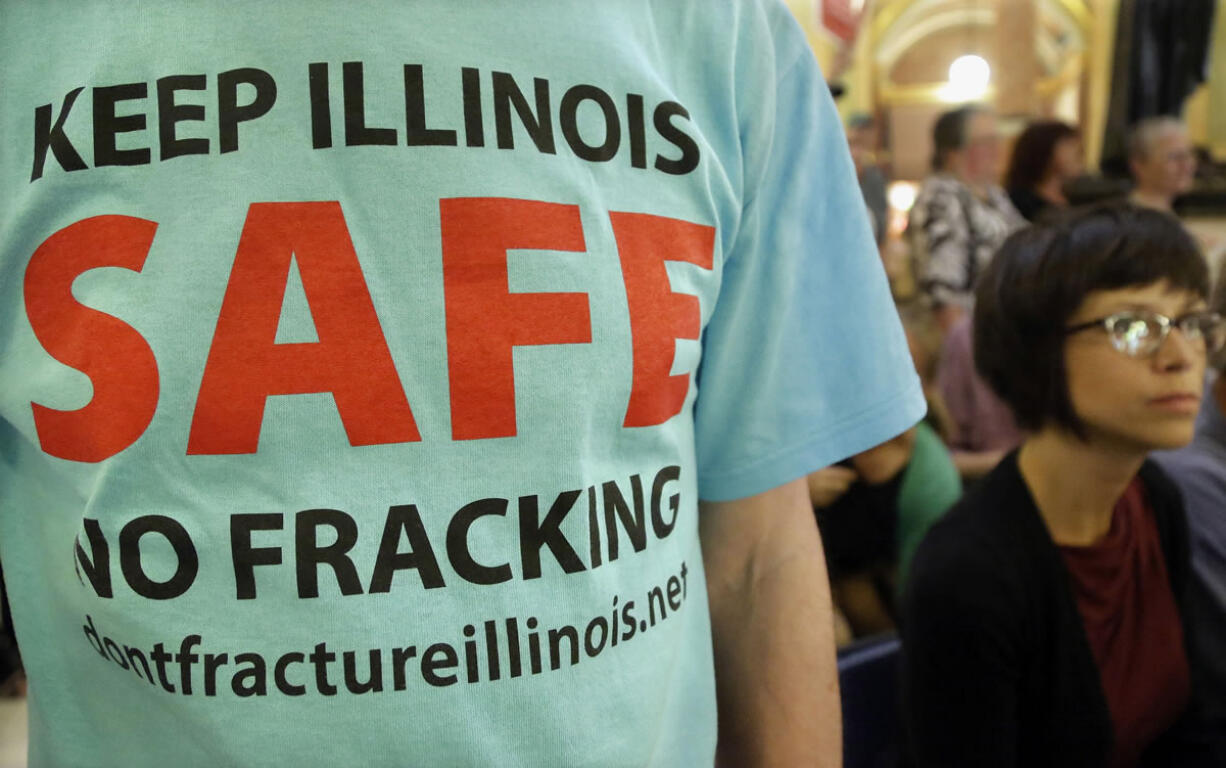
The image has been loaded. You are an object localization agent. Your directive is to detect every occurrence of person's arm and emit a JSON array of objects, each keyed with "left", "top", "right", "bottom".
[
  {"left": 935, "top": 318, "right": 976, "bottom": 450},
  {"left": 849, "top": 427, "right": 915, "bottom": 483},
  {"left": 932, "top": 303, "right": 965, "bottom": 334},
  {"left": 935, "top": 320, "right": 1009, "bottom": 479},
  {"left": 951, "top": 448, "right": 1008, "bottom": 480},
  {"left": 807, "top": 465, "right": 858, "bottom": 508},
  {"left": 901, "top": 534, "right": 1020, "bottom": 767},
  {"left": 700, "top": 476, "right": 840, "bottom": 768}
]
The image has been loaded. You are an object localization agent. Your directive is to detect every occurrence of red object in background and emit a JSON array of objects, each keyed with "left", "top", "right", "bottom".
[{"left": 818, "top": 0, "right": 863, "bottom": 43}]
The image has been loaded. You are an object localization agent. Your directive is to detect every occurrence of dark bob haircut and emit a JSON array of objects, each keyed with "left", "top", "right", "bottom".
[
  {"left": 973, "top": 202, "right": 1209, "bottom": 436},
  {"left": 1004, "top": 120, "right": 1078, "bottom": 192}
]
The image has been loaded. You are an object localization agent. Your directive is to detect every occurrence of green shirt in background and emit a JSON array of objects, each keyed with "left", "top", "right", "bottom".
[{"left": 896, "top": 422, "right": 962, "bottom": 598}]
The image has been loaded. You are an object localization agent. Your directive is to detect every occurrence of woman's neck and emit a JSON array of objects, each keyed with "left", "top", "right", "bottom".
[
  {"left": 1017, "top": 428, "right": 1145, "bottom": 546},
  {"left": 951, "top": 166, "right": 989, "bottom": 198},
  {"left": 1130, "top": 189, "right": 1174, "bottom": 213}
]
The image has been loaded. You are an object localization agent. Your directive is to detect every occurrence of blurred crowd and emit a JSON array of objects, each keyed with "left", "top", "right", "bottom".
[
  {"left": 2, "top": 90, "right": 1223, "bottom": 768},
  {"left": 821, "top": 105, "right": 1226, "bottom": 765}
]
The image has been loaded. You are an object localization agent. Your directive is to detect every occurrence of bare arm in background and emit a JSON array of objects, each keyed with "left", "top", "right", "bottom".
[
  {"left": 850, "top": 428, "right": 915, "bottom": 483},
  {"left": 807, "top": 427, "right": 916, "bottom": 509},
  {"left": 701, "top": 477, "right": 841, "bottom": 768}
]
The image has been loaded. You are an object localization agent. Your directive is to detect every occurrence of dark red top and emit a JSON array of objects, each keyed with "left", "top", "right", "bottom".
[{"left": 1060, "top": 477, "right": 1191, "bottom": 768}]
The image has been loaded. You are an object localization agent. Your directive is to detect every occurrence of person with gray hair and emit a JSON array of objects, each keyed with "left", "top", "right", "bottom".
[
  {"left": 1154, "top": 266, "right": 1226, "bottom": 737},
  {"left": 1128, "top": 116, "right": 1197, "bottom": 213},
  {"left": 1127, "top": 116, "right": 1226, "bottom": 296}
]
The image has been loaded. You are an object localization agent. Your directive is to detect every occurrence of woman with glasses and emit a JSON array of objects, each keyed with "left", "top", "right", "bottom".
[{"left": 901, "top": 203, "right": 1226, "bottom": 768}]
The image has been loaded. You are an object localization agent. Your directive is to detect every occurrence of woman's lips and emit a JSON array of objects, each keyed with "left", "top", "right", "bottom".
[{"left": 1148, "top": 393, "right": 1201, "bottom": 414}]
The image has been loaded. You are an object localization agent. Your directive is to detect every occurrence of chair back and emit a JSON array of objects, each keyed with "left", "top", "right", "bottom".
[{"left": 838, "top": 633, "right": 902, "bottom": 768}]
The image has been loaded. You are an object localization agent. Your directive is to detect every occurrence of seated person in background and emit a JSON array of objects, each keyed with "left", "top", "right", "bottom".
[
  {"left": 937, "top": 313, "right": 1023, "bottom": 481},
  {"left": 809, "top": 463, "right": 867, "bottom": 646},
  {"left": 909, "top": 105, "right": 1025, "bottom": 333},
  {"left": 1005, "top": 120, "right": 1084, "bottom": 222},
  {"left": 1154, "top": 267, "right": 1226, "bottom": 734},
  {"left": 811, "top": 432, "right": 914, "bottom": 641},
  {"left": 898, "top": 300, "right": 955, "bottom": 440},
  {"left": 813, "top": 308, "right": 963, "bottom": 642},
  {"left": 1127, "top": 117, "right": 1226, "bottom": 287},
  {"left": 902, "top": 203, "right": 1226, "bottom": 767},
  {"left": 894, "top": 303, "right": 965, "bottom": 596},
  {"left": 1128, "top": 117, "right": 1197, "bottom": 214},
  {"left": 846, "top": 113, "right": 889, "bottom": 248},
  {"left": 893, "top": 420, "right": 962, "bottom": 601}
]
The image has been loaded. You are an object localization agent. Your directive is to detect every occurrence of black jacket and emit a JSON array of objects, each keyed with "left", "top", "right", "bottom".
[{"left": 900, "top": 452, "right": 1222, "bottom": 767}]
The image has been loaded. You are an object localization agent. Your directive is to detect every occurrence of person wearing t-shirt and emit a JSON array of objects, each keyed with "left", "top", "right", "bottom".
[
  {"left": 0, "top": 2, "right": 924, "bottom": 766},
  {"left": 903, "top": 204, "right": 1226, "bottom": 767}
]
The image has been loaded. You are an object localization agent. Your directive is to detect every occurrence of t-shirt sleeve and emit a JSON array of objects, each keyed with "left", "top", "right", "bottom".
[{"left": 692, "top": 3, "right": 925, "bottom": 502}]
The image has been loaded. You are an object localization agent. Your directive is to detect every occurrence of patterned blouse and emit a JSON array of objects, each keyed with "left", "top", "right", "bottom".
[{"left": 909, "top": 173, "right": 1026, "bottom": 310}]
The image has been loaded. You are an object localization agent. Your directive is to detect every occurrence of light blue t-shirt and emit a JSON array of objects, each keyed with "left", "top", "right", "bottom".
[{"left": 0, "top": 2, "right": 924, "bottom": 765}]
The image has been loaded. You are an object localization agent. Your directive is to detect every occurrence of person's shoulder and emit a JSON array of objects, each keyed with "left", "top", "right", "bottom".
[
  {"left": 723, "top": 0, "right": 817, "bottom": 60},
  {"left": 861, "top": 165, "right": 888, "bottom": 188},
  {"left": 919, "top": 455, "right": 1037, "bottom": 554},
  {"left": 916, "top": 485, "right": 1014, "bottom": 567},
  {"left": 1006, "top": 186, "right": 1040, "bottom": 218},
  {"left": 908, "top": 457, "right": 1034, "bottom": 603},
  {"left": 924, "top": 174, "right": 964, "bottom": 197},
  {"left": 912, "top": 175, "right": 963, "bottom": 223},
  {"left": 1153, "top": 442, "right": 1226, "bottom": 491},
  {"left": 987, "top": 184, "right": 1025, "bottom": 219},
  {"left": 1136, "top": 459, "right": 1200, "bottom": 572},
  {"left": 1139, "top": 458, "right": 1190, "bottom": 516},
  {"left": 1152, "top": 443, "right": 1226, "bottom": 539},
  {"left": 908, "top": 421, "right": 959, "bottom": 478},
  {"left": 988, "top": 184, "right": 1014, "bottom": 205}
]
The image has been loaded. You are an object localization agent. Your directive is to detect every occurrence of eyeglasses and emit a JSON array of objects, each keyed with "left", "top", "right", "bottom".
[{"left": 1065, "top": 310, "right": 1226, "bottom": 357}]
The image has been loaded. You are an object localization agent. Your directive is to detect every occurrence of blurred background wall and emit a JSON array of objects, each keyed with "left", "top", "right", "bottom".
[{"left": 782, "top": 0, "right": 1225, "bottom": 183}]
